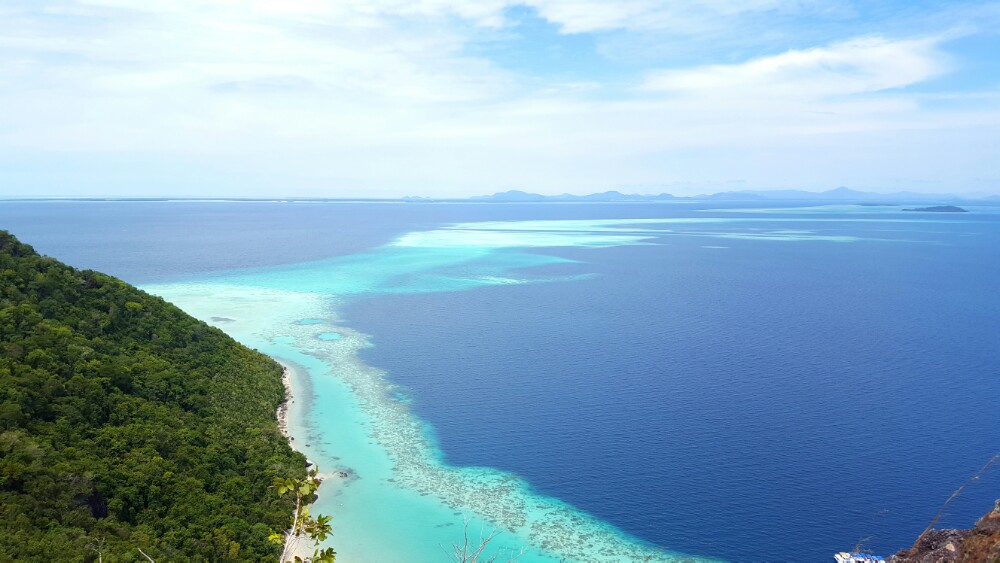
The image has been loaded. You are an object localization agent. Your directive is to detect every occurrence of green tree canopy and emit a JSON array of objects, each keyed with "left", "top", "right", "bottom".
[{"left": 0, "top": 230, "right": 306, "bottom": 561}]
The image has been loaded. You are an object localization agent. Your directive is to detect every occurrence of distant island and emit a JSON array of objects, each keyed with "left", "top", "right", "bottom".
[
  {"left": 903, "top": 205, "right": 969, "bottom": 212},
  {"left": 403, "top": 187, "right": 997, "bottom": 204}
]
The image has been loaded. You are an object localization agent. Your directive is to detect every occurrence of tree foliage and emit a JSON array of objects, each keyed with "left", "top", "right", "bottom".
[
  {"left": 270, "top": 470, "right": 336, "bottom": 562},
  {"left": 0, "top": 231, "right": 306, "bottom": 561}
]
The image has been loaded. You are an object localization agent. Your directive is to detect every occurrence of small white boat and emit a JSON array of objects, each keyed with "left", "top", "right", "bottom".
[{"left": 834, "top": 552, "right": 885, "bottom": 563}]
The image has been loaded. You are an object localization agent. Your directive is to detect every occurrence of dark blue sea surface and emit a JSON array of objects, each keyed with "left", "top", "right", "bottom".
[
  {"left": 2, "top": 200, "right": 998, "bottom": 561},
  {"left": 0, "top": 200, "right": 705, "bottom": 281}
]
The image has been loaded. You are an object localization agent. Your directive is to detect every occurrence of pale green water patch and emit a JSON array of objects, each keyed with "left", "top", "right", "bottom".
[
  {"left": 195, "top": 246, "right": 579, "bottom": 297},
  {"left": 393, "top": 228, "right": 657, "bottom": 248},
  {"left": 701, "top": 232, "right": 862, "bottom": 242}
]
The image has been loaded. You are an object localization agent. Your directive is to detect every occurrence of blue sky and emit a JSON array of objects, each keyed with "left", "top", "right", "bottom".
[{"left": 1, "top": 0, "right": 999, "bottom": 197}]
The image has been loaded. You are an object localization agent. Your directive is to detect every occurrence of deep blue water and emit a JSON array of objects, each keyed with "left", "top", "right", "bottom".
[{"left": 2, "top": 200, "right": 998, "bottom": 561}]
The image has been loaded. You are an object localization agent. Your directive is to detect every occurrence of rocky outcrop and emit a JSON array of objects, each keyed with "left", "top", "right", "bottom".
[{"left": 890, "top": 500, "right": 1000, "bottom": 562}]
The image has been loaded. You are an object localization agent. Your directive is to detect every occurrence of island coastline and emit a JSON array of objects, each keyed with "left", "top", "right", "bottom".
[{"left": 276, "top": 361, "right": 334, "bottom": 561}]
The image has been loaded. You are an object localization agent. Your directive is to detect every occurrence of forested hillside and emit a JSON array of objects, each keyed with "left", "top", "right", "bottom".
[{"left": 0, "top": 231, "right": 305, "bottom": 561}]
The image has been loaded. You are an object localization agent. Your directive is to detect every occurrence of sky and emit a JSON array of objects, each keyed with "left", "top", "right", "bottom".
[{"left": 1, "top": 0, "right": 999, "bottom": 198}]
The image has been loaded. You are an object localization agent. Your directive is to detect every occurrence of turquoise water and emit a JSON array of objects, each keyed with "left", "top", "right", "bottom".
[{"left": 145, "top": 219, "right": 713, "bottom": 562}]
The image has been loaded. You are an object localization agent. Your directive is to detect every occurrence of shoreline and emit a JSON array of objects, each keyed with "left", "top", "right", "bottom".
[
  {"left": 150, "top": 282, "right": 699, "bottom": 562},
  {"left": 277, "top": 364, "right": 294, "bottom": 443},
  {"left": 278, "top": 361, "right": 340, "bottom": 485},
  {"left": 276, "top": 361, "right": 328, "bottom": 562},
  {"left": 279, "top": 362, "right": 341, "bottom": 484},
  {"left": 272, "top": 325, "right": 690, "bottom": 562}
]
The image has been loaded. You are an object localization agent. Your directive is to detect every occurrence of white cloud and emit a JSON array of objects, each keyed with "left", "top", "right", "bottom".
[
  {"left": 65, "top": 0, "right": 847, "bottom": 34},
  {"left": 522, "top": 0, "right": 848, "bottom": 34},
  {"left": 643, "top": 36, "right": 949, "bottom": 98},
  {"left": 0, "top": 0, "right": 521, "bottom": 153},
  {"left": 0, "top": 1, "right": 997, "bottom": 197}
]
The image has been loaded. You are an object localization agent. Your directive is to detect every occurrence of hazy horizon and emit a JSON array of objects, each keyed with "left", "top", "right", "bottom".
[
  {"left": 4, "top": 186, "right": 1000, "bottom": 201},
  {"left": 2, "top": 1, "right": 999, "bottom": 198}
]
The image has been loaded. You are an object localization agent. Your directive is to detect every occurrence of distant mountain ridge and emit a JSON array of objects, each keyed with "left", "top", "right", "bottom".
[
  {"left": 460, "top": 187, "right": 998, "bottom": 203},
  {"left": 468, "top": 189, "right": 680, "bottom": 202}
]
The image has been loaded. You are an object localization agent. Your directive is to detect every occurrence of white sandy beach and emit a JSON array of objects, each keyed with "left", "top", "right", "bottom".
[{"left": 277, "top": 362, "right": 337, "bottom": 562}]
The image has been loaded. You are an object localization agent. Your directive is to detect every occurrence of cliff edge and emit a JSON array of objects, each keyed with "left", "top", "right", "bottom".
[{"left": 890, "top": 500, "right": 1000, "bottom": 562}]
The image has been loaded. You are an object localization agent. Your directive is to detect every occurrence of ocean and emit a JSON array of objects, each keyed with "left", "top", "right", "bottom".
[{"left": 2, "top": 200, "right": 998, "bottom": 562}]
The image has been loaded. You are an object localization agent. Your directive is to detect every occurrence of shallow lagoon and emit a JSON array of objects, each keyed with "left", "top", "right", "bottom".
[{"left": 145, "top": 219, "right": 717, "bottom": 562}]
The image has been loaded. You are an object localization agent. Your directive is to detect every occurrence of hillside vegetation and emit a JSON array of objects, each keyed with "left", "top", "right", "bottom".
[{"left": 0, "top": 231, "right": 305, "bottom": 561}]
